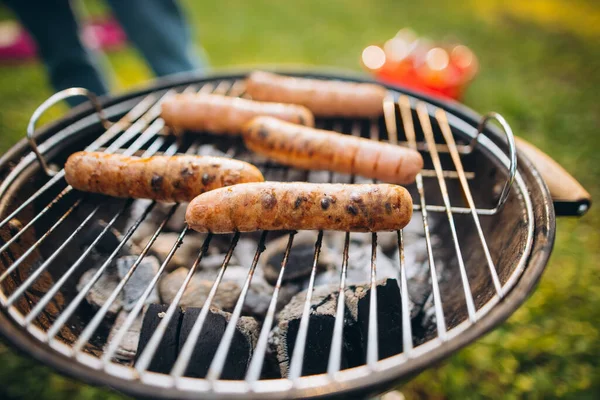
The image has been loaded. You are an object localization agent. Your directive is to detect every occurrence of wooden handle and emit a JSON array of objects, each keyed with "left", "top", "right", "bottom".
[{"left": 515, "top": 137, "right": 591, "bottom": 216}]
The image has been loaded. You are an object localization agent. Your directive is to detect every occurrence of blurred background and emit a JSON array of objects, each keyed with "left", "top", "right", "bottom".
[{"left": 0, "top": 0, "right": 598, "bottom": 398}]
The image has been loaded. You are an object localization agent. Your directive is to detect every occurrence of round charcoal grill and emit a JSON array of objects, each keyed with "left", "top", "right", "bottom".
[{"left": 0, "top": 70, "right": 590, "bottom": 399}]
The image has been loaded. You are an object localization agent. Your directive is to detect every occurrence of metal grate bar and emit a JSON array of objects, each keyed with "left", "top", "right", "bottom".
[
  {"left": 23, "top": 205, "right": 128, "bottom": 326},
  {"left": 245, "top": 232, "right": 297, "bottom": 384},
  {"left": 206, "top": 231, "right": 269, "bottom": 381},
  {"left": 380, "top": 100, "right": 414, "bottom": 355},
  {"left": 0, "top": 197, "right": 83, "bottom": 287},
  {"left": 435, "top": 110, "right": 503, "bottom": 298},
  {"left": 5, "top": 204, "right": 99, "bottom": 307},
  {"left": 366, "top": 232, "right": 379, "bottom": 367},
  {"left": 397, "top": 96, "right": 447, "bottom": 339},
  {"left": 0, "top": 94, "right": 157, "bottom": 231},
  {"left": 397, "top": 230, "right": 413, "bottom": 354},
  {"left": 366, "top": 119, "right": 380, "bottom": 367},
  {"left": 327, "top": 232, "right": 351, "bottom": 375},
  {"left": 0, "top": 186, "right": 72, "bottom": 256},
  {"left": 416, "top": 103, "right": 476, "bottom": 321},
  {"left": 287, "top": 230, "right": 324, "bottom": 381}
]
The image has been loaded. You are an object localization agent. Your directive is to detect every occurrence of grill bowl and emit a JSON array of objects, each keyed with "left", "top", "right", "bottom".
[{"left": 0, "top": 69, "right": 555, "bottom": 399}]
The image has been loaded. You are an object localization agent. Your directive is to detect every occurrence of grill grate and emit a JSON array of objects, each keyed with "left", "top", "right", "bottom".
[{"left": 0, "top": 77, "right": 533, "bottom": 396}]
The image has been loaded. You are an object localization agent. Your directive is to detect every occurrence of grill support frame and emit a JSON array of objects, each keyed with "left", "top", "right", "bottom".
[{"left": 0, "top": 69, "right": 556, "bottom": 399}]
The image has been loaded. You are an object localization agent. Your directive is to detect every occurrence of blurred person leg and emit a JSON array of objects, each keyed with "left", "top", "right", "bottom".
[
  {"left": 106, "top": 0, "right": 205, "bottom": 77},
  {"left": 3, "top": 0, "right": 109, "bottom": 106}
]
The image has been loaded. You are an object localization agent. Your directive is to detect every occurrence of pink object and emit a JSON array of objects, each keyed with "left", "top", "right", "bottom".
[
  {"left": 0, "top": 17, "right": 127, "bottom": 63},
  {"left": 0, "top": 21, "right": 37, "bottom": 61},
  {"left": 82, "top": 17, "right": 127, "bottom": 51}
]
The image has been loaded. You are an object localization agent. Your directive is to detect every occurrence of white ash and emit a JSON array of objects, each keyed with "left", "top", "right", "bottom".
[
  {"left": 105, "top": 308, "right": 144, "bottom": 363},
  {"left": 77, "top": 267, "right": 122, "bottom": 315},
  {"left": 77, "top": 254, "right": 160, "bottom": 315},
  {"left": 148, "top": 231, "right": 208, "bottom": 271},
  {"left": 116, "top": 255, "right": 160, "bottom": 311},
  {"left": 196, "top": 144, "right": 227, "bottom": 158},
  {"left": 159, "top": 267, "right": 241, "bottom": 311},
  {"left": 307, "top": 170, "right": 331, "bottom": 183}
]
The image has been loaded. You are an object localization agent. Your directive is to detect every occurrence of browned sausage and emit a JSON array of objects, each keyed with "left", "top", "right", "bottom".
[
  {"left": 245, "top": 71, "right": 388, "bottom": 118},
  {"left": 186, "top": 182, "right": 413, "bottom": 233},
  {"left": 161, "top": 93, "right": 314, "bottom": 135},
  {"left": 242, "top": 116, "right": 423, "bottom": 184},
  {"left": 65, "top": 151, "right": 264, "bottom": 202}
]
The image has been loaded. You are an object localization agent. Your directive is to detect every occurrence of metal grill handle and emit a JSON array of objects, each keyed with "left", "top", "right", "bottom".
[
  {"left": 27, "top": 87, "right": 111, "bottom": 177},
  {"left": 470, "top": 112, "right": 517, "bottom": 211}
]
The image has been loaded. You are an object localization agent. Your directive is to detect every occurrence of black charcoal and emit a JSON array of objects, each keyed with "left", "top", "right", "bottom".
[
  {"left": 346, "top": 278, "right": 404, "bottom": 360},
  {"left": 261, "top": 231, "right": 334, "bottom": 285},
  {"left": 178, "top": 307, "right": 258, "bottom": 379},
  {"left": 116, "top": 255, "right": 160, "bottom": 311},
  {"left": 268, "top": 285, "right": 361, "bottom": 377},
  {"left": 136, "top": 304, "right": 184, "bottom": 374}
]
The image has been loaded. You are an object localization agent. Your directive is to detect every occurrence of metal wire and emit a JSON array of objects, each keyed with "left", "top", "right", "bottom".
[
  {"left": 246, "top": 232, "right": 296, "bottom": 384},
  {"left": 396, "top": 96, "right": 447, "bottom": 339},
  {"left": 416, "top": 103, "right": 476, "bottom": 322},
  {"left": 436, "top": 110, "right": 504, "bottom": 297}
]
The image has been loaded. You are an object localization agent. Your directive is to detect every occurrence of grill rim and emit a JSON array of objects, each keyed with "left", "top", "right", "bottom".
[{"left": 0, "top": 68, "right": 556, "bottom": 399}]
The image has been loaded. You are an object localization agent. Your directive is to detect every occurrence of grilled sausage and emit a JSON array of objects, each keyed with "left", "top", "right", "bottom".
[
  {"left": 186, "top": 182, "right": 413, "bottom": 233},
  {"left": 245, "top": 71, "right": 388, "bottom": 118},
  {"left": 243, "top": 116, "right": 423, "bottom": 184},
  {"left": 65, "top": 151, "right": 264, "bottom": 202},
  {"left": 161, "top": 93, "right": 314, "bottom": 135}
]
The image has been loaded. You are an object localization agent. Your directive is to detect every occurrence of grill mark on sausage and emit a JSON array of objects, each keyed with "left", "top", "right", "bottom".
[
  {"left": 202, "top": 173, "right": 216, "bottom": 186},
  {"left": 346, "top": 204, "right": 358, "bottom": 216},
  {"left": 385, "top": 202, "right": 392, "bottom": 214},
  {"left": 151, "top": 174, "right": 164, "bottom": 192},
  {"left": 261, "top": 192, "right": 277, "bottom": 210}
]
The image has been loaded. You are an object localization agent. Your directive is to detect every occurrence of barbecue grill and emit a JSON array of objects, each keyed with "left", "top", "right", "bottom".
[{"left": 0, "top": 69, "right": 590, "bottom": 399}]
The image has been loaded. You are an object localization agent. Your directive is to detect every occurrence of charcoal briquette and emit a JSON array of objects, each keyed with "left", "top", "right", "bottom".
[
  {"left": 349, "top": 278, "right": 404, "bottom": 360},
  {"left": 178, "top": 307, "right": 258, "bottom": 379},
  {"left": 135, "top": 304, "right": 183, "bottom": 374}
]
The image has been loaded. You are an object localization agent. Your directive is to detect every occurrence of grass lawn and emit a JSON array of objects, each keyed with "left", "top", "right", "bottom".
[{"left": 0, "top": 0, "right": 598, "bottom": 398}]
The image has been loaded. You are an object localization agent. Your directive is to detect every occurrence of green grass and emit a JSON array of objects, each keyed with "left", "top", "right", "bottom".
[{"left": 0, "top": 0, "right": 599, "bottom": 398}]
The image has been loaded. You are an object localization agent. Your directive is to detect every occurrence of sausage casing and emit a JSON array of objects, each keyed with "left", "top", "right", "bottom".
[
  {"left": 186, "top": 182, "right": 413, "bottom": 233},
  {"left": 161, "top": 93, "right": 314, "bottom": 135},
  {"left": 243, "top": 116, "right": 423, "bottom": 184},
  {"left": 245, "top": 71, "right": 388, "bottom": 118},
  {"left": 65, "top": 151, "right": 265, "bottom": 202}
]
